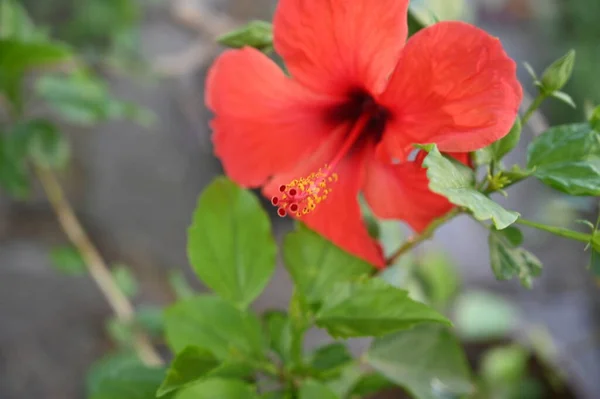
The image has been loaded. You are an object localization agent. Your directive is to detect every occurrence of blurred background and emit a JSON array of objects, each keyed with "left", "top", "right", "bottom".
[{"left": 0, "top": 0, "right": 599, "bottom": 398}]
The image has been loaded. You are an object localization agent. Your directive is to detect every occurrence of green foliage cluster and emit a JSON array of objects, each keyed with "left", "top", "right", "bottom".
[{"left": 2, "top": 2, "right": 599, "bottom": 399}]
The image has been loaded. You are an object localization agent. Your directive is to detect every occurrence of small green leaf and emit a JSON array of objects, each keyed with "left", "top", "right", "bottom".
[
  {"left": 551, "top": 91, "right": 576, "bottom": 108},
  {"left": 453, "top": 291, "right": 520, "bottom": 341},
  {"left": 188, "top": 177, "right": 276, "bottom": 309},
  {"left": 490, "top": 117, "right": 522, "bottom": 161},
  {"left": 480, "top": 345, "right": 529, "bottom": 385},
  {"left": 0, "top": 0, "right": 45, "bottom": 41},
  {"left": 523, "top": 62, "right": 539, "bottom": 81},
  {"left": 590, "top": 105, "right": 600, "bottom": 132},
  {"left": 157, "top": 346, "right": 250, "bottom": 397},
  {"left": 283, "top": 224, "right": 373, "bottom": 305},
  {"left": 366, "top": 325, "right": 473, "bottom": 399},
  {"left": 168, "top": 270, "right": 195, "bottom": 299},
  {"left": 407, "top": 6, "right": 429, "bottom": 37},
  {"left": 419, "top": 145, "right": 519, "bottom": 229},
  {"left": 49, "top": 245, "right": 86, "bottom": 275},
  {"left": 263, "top": 311, "right": 292, "bottom": 364},
  {"left": 488, "top": 230, "right": 543, "bottom": 288},
  {"left": 111, "top": 264, "right": 139, "bottom": 298},
  {"left": 106, "top": 317, "right": 135, "bottom": 347},
  {"left": 26, "top": 120, "right": 71, "bottom": 169},
  {"left": 415, "top": 251, "right": 460, "bottom": 310},
  {"left": 136, "top": 306, "right": 164, "bottom": 338},
  {"left": 350, "top": 374, "right": 396, "bottom": 398},
  {"left": 0, "top": 39, "right": 71, "bottom": 110},
  {"left": 86, "top": 352, "right": 167, "bottom": 399},
  {"left": 36, "top": 71, "right": 152, "bottom": 126},
  {"left": 540, "top": 49, "right": 576, "bottom": 94},
  {"left": 496, "top": 226, "right": 524, "bottom": 247},
  {"left": 501, "top": 165, "right": 536, "bottom": 183},
  {"left": 299, "top": 380, "right": 340, "bottom": 399},
  {"left": 527, "top": 123, "right": 600, "bottom": 196},
  {"left": 316, "top": 279, "right": 450, "bottom": 338},
  {"left": 175, "top": 378, "right": 259, "bottom": 399},
  {"left": 164, "top": 295, "right": 266, "bottom": 362},
  {"left": 308, "top": 343, "right": 352, "bottom": 373},
  {"left": 217, "top": 21, "right": 273, "bottom": 52},
  {"left": 0, "top": 131, "right": 30, "bottom": 197}
]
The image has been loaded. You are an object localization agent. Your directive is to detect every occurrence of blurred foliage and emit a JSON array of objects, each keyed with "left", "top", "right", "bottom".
[{"left": 541, "top": 0, "right": 600, "bottom": 124}]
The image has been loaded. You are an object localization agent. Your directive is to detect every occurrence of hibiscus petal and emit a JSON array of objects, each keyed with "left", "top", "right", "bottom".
[
  {"left": 263, "top": 131, "right": 385, "bottom": 268},
  {"left": 378, "top": 21, "right": 522, "bottom": 161},
  {"left": 206, "top": 47, "right": 336, "bottom": 187},
  {"left": 273, "top": 0, "right": 409, "bottom": 96},
  {"left": 363, "top": 151, "right": 471, "bottom": 232}
]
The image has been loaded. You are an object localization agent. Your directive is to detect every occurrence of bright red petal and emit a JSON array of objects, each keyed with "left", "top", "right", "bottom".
[
  {"left": 273, "top": 0, "right": 409, "bottom": 96},
  {"left": 263, "top": 131, "right": 385, "bottom": 268},
  {"left": 363, "top": 151, "right": 470, "bottom": 232},
  {"left": 206, "top": 47, "right": 336, "bottom": 187},
  {"left": 377, "top": 22, "right": 522, "bottom": 161}
]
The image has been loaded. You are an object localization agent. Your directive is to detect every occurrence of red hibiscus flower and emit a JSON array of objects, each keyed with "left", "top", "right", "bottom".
[{"left": 206, "top": 0, "right": 522, "bottom": 268}]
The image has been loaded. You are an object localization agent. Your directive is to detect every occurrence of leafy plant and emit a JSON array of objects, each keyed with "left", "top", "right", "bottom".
[{"left": 2, "top": 2, "right": 598, "bottom": 399}]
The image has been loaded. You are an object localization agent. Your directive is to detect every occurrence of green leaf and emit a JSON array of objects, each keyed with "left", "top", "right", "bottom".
[
  {"left": 86, "top": 352, "right": 168, "bottom": 399},
  {"left": 283, "top": 224, "right": 373, "bottom": 305},
  {"left": 540, "top": 49, "right": 576, "bottom": 94},
  {"left": 366, "top": 325, "right": 473, "bottom": 399},
  {"left": 217, "top": 21, "right": 273, "bottom": 52},
  {"left": 489, "top": 229, "right": 543, "bottom": 288},
  {"left": 308, "top": 342, "right": 352, "bottom": 373},
  {"left": 111, "top": 263, "right": 139, "bottom": 298},
  {"left": 49, "top": 245, "right": 86, "bottom": 275},
  {"left": 263, "top": 311, "right": 292, "bottom": 364},
  {"left": 453, "top": 290, "right": 520, "bottom": 341},
  {"left": 299, "top": 380, "right": 340, "bottom": 399},
  {"left": 419, "top": 144, "right": 519, "bottom": 229},
  {"left": 0, "top": 0, "right": 46, "bottom": 41},
  {"left": 315, "top": 279, "right": 450, "bottom": 338},
  {"left": 36, "top": 72, "right": 153, "bottom": 126},
  {"left": 174, "top": 378, "right": 258, "bottom": 399},
  {"left": 168, "top": 270, "right": 195, "bottom": 299},
  {"left": 158, "top": 346, "right": 250, "bottom": 397},
  {"left": 527, "top": 123, "right": 600, "bottom": 196},
  {"left": 490, "top": 117, "right": 522, "bottom": 161},
  {"left": 523, "top": 62, "right": 539, "bottom": 81},
  {"left": 325, "top": 364, "right": 364, "bottom": 398},
  {"left": 0, "top": 130, "right": 30, "bottom": 197},
  {"left": 590, "top": 248, "right": 600, "bottom": 277},
  {"left": 496, "top": 226, "right": 524, "bottom": 247},
  {"left": 0, "top": 39, "right": 71, "bottom": 109},
  {"left": 551, "top": 91, "right": 576, "bottom": 108},
  {"left": 480, "top": 345, "right": 529, "bottom": 385},
  {"left": 415, "top": 251, "right": 460, "bottom": 310},
  {"left": 407, "top": 7, "right": 428, "bottom": 37},
  {"left": 164, "top": 295, "right": 266, "bottom": 362},
  {"left": 136, "top": 306, "right": 164, "bottom": 338},
  {"left": 188, "top": 177, "right": 276, "bottom": 309},
  {"left": 590, "top": 105, "right": 600, "bottom": 132},
  {"left": 26, "top": 120, "right": 71, "bottom": 169},
  {"left": 350, "top": 374, "right": 396, "bottom": 398},
  {"left": 106, "top": 317, "right": 135, "bottom": 347}
]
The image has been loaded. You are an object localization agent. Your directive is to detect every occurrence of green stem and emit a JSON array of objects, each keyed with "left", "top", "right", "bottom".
[
  {"left": 385, "top": 208, "right": 462, "bottom": 266},
  {"left": 516, "top": 217, "right": 593, "bottom": 243},
  {"left": 522, "top": 94, "right": 547, "bottom": 125}
]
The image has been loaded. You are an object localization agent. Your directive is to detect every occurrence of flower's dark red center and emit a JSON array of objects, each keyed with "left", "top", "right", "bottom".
[
  {"left": 271, "top": 88, "right": 390, "bottom": 219},
  {"left": 327, "top": 88, "right": 391, "bottom": 146}
]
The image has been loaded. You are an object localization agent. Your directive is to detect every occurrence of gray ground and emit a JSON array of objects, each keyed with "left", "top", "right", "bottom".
[{"left": 0, "top": 1, "right": 598, "bottom": 398}]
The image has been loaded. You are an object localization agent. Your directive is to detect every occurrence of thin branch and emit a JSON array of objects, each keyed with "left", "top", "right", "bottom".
[
  {"left": 35, "top": 165, "right": 163, "bottom": 366},
  {"left": 385, "top": 208, "right": 462, "bottom": 266}
]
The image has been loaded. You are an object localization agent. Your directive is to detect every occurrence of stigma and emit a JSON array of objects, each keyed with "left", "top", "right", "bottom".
[{"left": 271, "top": 166, "right": 338, "bottom": 217}]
